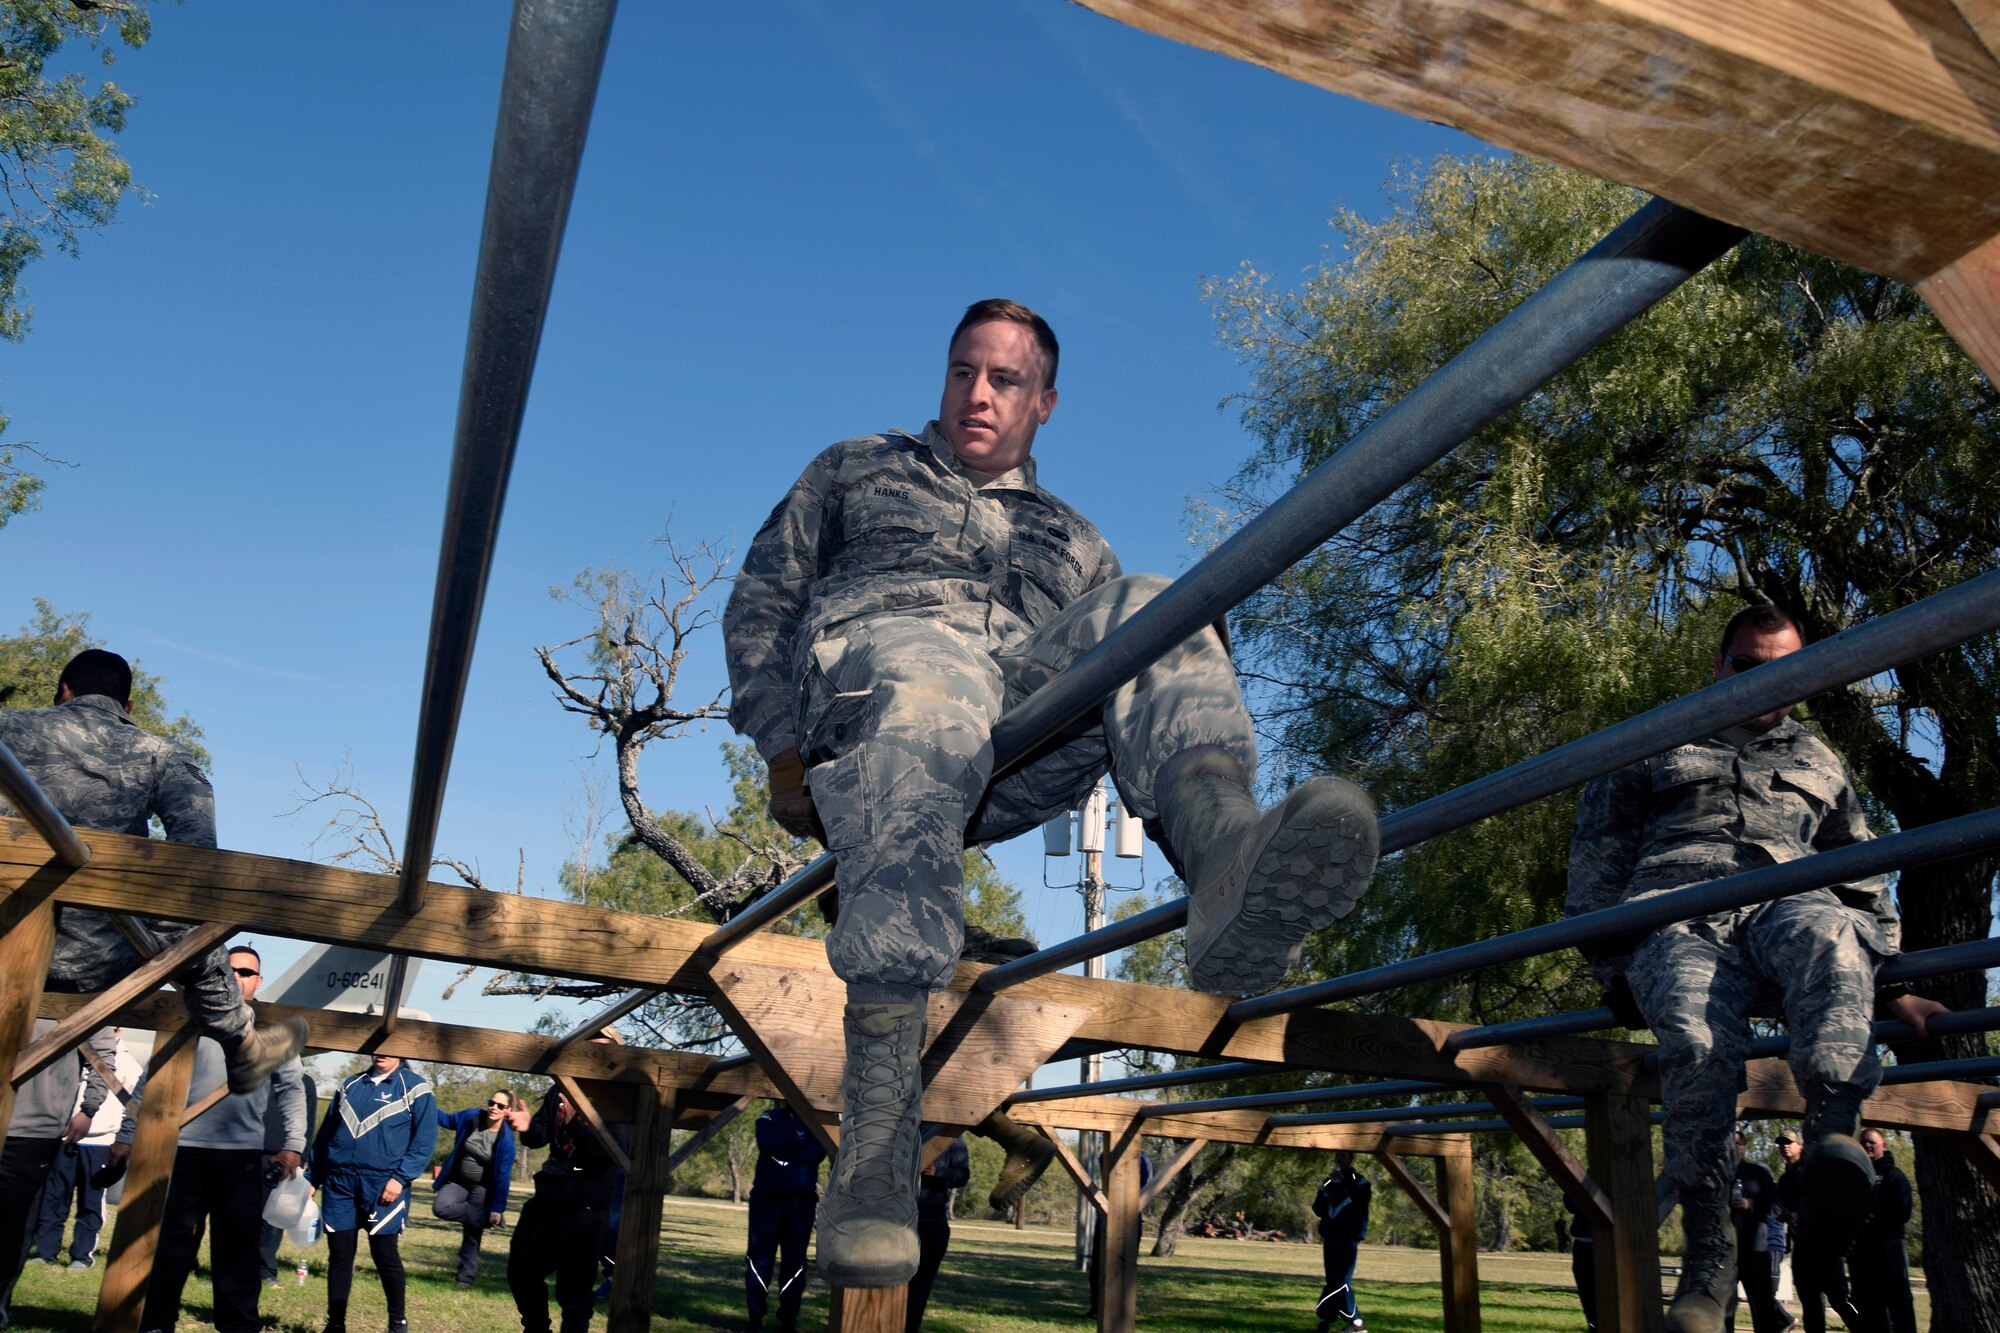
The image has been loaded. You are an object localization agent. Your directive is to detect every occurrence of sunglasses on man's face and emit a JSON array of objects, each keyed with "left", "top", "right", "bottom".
[
  {"left": 1723, "top": 653, "right": 1768, "bottom": 673},
  {"left": 232, "top": 967, "right": 261, "bottom": 978}
]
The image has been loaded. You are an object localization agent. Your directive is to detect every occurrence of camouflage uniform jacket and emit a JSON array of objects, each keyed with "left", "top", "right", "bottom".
[
  {"left": 0, "top": 694, "right": 215, "bottom": 845},
  {"left": 724, "top": 422, "right": 1121, "bottom": 760},
  {"left": 1566, "top": 717, "right": 1895, "bottom": 980}
]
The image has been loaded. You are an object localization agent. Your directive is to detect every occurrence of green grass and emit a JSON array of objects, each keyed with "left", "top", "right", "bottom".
[{"left": 6, "top": 1197, "right": 1620, "bottom": 1331}]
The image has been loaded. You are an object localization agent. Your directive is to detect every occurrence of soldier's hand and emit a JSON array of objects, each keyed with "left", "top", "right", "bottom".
[
  {"left": 766, "top": 748, "right": 827, "bottom": 845},
  {"left": 1886, "top": 992, "right": 1949, "bottom": 1038}
]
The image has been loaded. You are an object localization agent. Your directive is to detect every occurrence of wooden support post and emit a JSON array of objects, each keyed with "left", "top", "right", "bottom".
[
  {"left": 829, "top": 1286, "right": 905, "bottom": 1332},
  {"left": 1139, "top": 1136, "right": 1207, "bottom": 1211},
  {"left": 0, "top": 890, "right": 56, "bottom": 1134},
  {"left": 1043, "top": 1125, "right": 1109, "bottom": 1215},
  {"left": 94, "top": 1025, "right": 198, "bottom": 1333},
  {"left": 557, "top": 1073, "right": 636, "bottom": 1174},
  {"left": 606, "top": 1073, "right": 674, "bottom": 1333},
  {"left": 1920, "top": 231, "right": 2000, "bottom": 387},
  {"left": 1585, "top": 1092, "right": 1663, "bottom": 1333},
  {"left": 12, "top": 921, "right": 230, "bottom": 1087},
  {"left": 1436, "top": 1143, "right": 1482, "bottom": 1333},
  {"left": 1096, "top": 1121, "right": 1144, "bottom": 1333}
]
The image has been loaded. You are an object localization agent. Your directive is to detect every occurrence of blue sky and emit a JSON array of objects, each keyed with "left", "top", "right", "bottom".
[{"left": 5, "top": 3, "right": 1475, "bottom": 1055}]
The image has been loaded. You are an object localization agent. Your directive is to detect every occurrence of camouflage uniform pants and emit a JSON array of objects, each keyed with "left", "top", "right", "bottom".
[
  {"left": 803, "top": 573, "right": 1256, "bottom": 991},
  {"left": 45, "top": 909, "right": 254, "bottom": 1042},
  {"left": 1629, "top": 888, "right": 1885, "bottom": 1194}
]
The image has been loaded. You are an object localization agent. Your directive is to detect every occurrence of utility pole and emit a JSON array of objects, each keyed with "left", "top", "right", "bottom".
[{"left": 1075, "top": 780, "right": 1108, "bottom": 1269}]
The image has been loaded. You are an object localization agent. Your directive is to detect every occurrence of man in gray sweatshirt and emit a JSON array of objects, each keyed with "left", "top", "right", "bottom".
[
  {"left": 112, "top": 944, "right": 308, "bottom": 1333},
  {"left": 0, "top": 1019, "right": 118, "bottom": 1328}
]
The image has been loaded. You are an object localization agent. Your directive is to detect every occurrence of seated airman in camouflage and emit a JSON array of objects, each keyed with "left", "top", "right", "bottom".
[
  {"left": 1565, "top": 606, "right": 1945, "bottom": 1333},
  {"left": 0, "top": 650, "right": 307, "bottom": 1094},
  {"left": 723, "top": 299, "right": 1380, "bottom": 1288}
]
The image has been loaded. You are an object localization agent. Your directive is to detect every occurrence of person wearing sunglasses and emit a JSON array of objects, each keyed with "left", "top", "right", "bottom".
[
  {"left": 432, "top": 1088, "right": 519, "bottom": 1286},
  {"left": 1567, "top": 605, "right": 1947, "bottom": 1333}
]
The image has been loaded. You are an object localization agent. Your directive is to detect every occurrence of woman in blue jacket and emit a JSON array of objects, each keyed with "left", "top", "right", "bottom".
[
  {"left": 309, "top": 1055, "right": 437, "bottom": 1333},
  {"left": 432, "top": 1088, "right": 518, "bottom": 1285}
]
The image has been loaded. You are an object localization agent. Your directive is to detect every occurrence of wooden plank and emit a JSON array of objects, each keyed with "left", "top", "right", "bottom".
[
  {"left": 1436, "top": 1144, "right": 1482, "bottom": 1333},
  {"left": 0, "top": 888, "right": 56, "bottom": 1134},
  {"left": 1071, "top": 0, "right": 2000, "bottom": 282},
  {"left": 1374, "top": 1149, "right": 1450, "bottom": 1231},
  {"left": 1043, "top": 1125, "right": 1109, "bottom": 1215},
  {"left": 829, "top": 1285, "right": 905, "bottom": 1333},
  {"left": 606, "top": 1074, "right": 672, "bottom": 1333},
  {"left": 664, "top": 1095, "right": 754, "bottom": 1175},
  {"left": 94, "top": 1025, "right": 198, "bottom": 1333},
  {"left": 11, "top": 922, "right": 232, "bottom": 1087},
  {"left": 556, "top": 1073, "right": 636, "bottom": 1175},
  {"left": 1919, "top": 229, "right": 2000, "bottom": 384},
  {"left": 1139, "top": 1137, "right": 1208, "bottom": 1211},
  {"left": 1481, "top": 1082, "right": 1614, "bottom": 1229},
  {"left": 1585, "top": 1091, "right": 1664, "bottom": 1333},
  {"left": 1957, "top": 1132, "right": 2000, "bottom": 1192},
  {"left": 1097, "top": 1123, "right": 1144, "bottom": 1333},
  {"left": 79, "top": 1041, "right": 132, "bottom": 1106}
]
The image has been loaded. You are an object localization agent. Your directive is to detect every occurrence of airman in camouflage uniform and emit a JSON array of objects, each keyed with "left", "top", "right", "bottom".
[
  {"left": 1566, "top": 606, "right": 1944, "bottom": 1333},
  {"left": 723, "top": 301, "right": 1378, "bottom": 1287},
  {"left": 0, "top": 650, "right": 306, "bottom": 1093}
]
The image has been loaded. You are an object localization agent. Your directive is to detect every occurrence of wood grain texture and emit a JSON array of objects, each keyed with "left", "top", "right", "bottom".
[
  {"left": 1586, "top": 1091, "right": 1665, "bottom": 1333},
  {"left": 11, "top": 921, "right": 231, "bottom": 1086},
  {"left": 1073, "top": 0, "right": 2000, "bottom": 280},
  {"left": 0, "top": 890, "right": 55, "bottom": 1135},
  {"left": 1918, "top": 228, "right": 2000, "bottom": 383},
  {"left": 606, "top": 1075, "right": 672, "bottom": 1333},
  {"left": 829, "top": 1284, "right": 906, "bottom": 1332},
  {"left": 1437, "top": 1145, "right": 1483, "bottom": 1333},
  {"left": 1096, "top": 1124, "right": 1144, "bottom": 1333},
  {"left": 1139, "top": 1136, "right": 1208, "bottom": 1210},
  {"left": 1481, "top": 1082, "right": 1614, "bottom": 1228},
  {"left": 1042, "top": 1124, "right": 1109, "bottom": 1215},
  {"left": 94, "top": 1027, "right": 197, "bottom": 1333},
  {"left": 1375, "top": 1149, "right": 1450, "bottom": 1230}
]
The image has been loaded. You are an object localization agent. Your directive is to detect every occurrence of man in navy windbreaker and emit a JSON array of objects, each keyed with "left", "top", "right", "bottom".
[
  {"left": 310, "top": 1055, "right": 438, "bottom": 1333},
  {"left": 745, "top": 1102, "right": 827, "bottom": 1332},
  {"left": 1313, "top": 1151, "right": 1372, "bottom": 1333}
]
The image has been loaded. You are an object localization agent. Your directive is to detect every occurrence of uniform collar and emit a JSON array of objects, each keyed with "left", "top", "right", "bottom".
[
  {"left": 60, "top": 695, "right": 136, "bottom": 727},
  {"left": 914, "top": 421, "right": 1040, "bottom": 494}
]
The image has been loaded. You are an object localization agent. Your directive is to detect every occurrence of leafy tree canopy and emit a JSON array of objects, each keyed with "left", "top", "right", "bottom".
[{"left": 0, "top": 598, "right": 206, "bottom": 765}]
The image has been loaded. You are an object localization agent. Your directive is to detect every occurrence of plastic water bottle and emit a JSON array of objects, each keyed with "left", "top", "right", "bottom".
[{"left": 295, "top": 1261, "right": 308, "bottom": 1286}]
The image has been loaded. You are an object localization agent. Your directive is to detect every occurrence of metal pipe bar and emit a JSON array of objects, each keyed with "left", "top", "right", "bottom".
[
  {"left": 720, "top": 199, "right": 1741, "bottom": 973},
  {"left": 1270, "top": 1096, "right": 1585, "bottom": 1129},
  {"left": 697, "top": 856, "right": 835, "bottom": 958},
  {"left": 1443, "top": 1008, "right": 1620, "bottom": 1052},
  {"left": 1226, "top": 805, "right": 2000, "bottom": 1023},
  {"left": 550, "top": 987, "right": 660, "bottom": 1055},
  {"left": 1147, "top": 1079, "right": 1461, "bottom": 1119},
  {"left": 0, "top": 738, "right": 91, "bottom": 868},
  {"left": 1878, "top": 1055, "right": 2000, "bottom": 1085},
  {"left": 983, "top": 568, "right": 2000, "bottom": 996},
  {"left": 1007, "top": 1060, "right": 1283, "bottom": 1105},
  {"left": 1878, "top": 933, "right": 2000, "bottom": 986},
  {"left": 1977, "top": 1091, "right": 2000, "bottom": 1111},
  {"left": 1731, "top": 1007, "right": 2000, "bottom": 1064},
  {"left": 395, "top": 0, "right": 619, "bottom": 917}
]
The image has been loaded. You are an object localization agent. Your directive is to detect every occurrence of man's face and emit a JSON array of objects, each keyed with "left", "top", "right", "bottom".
[
  {"left": 1334, "top": 1151, "right": 1354, "bottom": 1172},
  {"left": 1733, "top": 1136, "right": 1746, "bottom": 1162},
  {"left": 1861, "top": 1130, "right": 1886, "bottom": 1161},
  {"left": 1780, "top": 1140, "right": 1802, "bottom": 1165},
  {"left": 230, "top": 951, "right": 262, "bottom": 1002},
  {"left": 938, "top": 319, "right": 1056, "bottom": 478},
  {"left": 370, "top": 1054, "right": 401, "bottom": 1075},
  {"left": 1714, "top": 621, "right": 1806, "bottom": 731}
]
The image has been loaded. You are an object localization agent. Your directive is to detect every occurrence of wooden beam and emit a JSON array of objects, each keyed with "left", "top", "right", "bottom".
[
  {"left": 1097, "top": 1122, "right": 1144, "bottom": 1333},
  {"left": 1071, "top": 0, "right": 2000, "bottom": 283},
  {"left": 94, "top": 1025, "right": 198, "bottom": 1333},
  {"left": 179, "top": 1079, "right": 231, "bottom": 1128},
  {"left": 664, "top": 1095, "right": 755, "bottom": 1175},
  {"left": 1436, "top": 1144, "right": 1482, "bottom": 1333},
  {"left": 606, "top": 1074, "right": 672, "bottom": 1333},
  {"left": 79, "top": 1041, "right": 132, "bottom": 1106},
  {"left": 829, "top": 1285, "right": 905, "bottom": 1333},
  {"left": 1374, "top": 1149, "right": 1449, "bottom": 1231},
  {"left": 1042, "top": 1125, "right": 1110, "bottom": 1216},
  {"left": 12, "top": 922, "right": 232, "bottom": 1088},
  {"left": 1481, "top": 1082, "right": 1613, "bottom": 1229},
  {"left": 0, "top": 887, "right": 56, "bottom": 1135},
  {"left": 1139, "top": 1136, "right": 1208, "bottom": 1211},
  {"left": 1957, "top": 1131, "right": 2000, "bottom": 1192},
  {"left": 556, "top": 1073, "right": 635, "bottom": 1175},
  {"left": 1919, "top": 229, "right": 2000, "bottom": 384},
  {"left": 1585, "top": 1091, "right": 1664, "bottom": 1333}
]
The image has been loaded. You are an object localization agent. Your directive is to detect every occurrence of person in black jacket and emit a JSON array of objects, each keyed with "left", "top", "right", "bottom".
[
  {"left": 744, "top": 1103, "right": 826, "bottom": 1333},
  {"left": 1727, "top": 1130, "right": 1785, "bottom": 1333},
  {"left": 504, "top": 1073, "right": 632, "bottom": 1333},
  {"left": 1849, "top": 1129, "right": 1917, "bottom": 1333},
  {"left": 1313, "top": 1151, "right": 1372, "bottom": 1333},
  {"left": 905, "top": 1137, "right": 969, "bottom": 1333}
]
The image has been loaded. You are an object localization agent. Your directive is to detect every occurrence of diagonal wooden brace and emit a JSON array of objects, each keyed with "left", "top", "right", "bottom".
[
  {"left": 1374, "top": 1148, "right": 1450, "bottom": 1232},
  {"left": 12, "top": 922, "right": 233, "bottom": 1088},
  {"left": 1480, "top": 1081, "right": 1613, "bottom": 1228},
  {"left": 1140, "top": 1136, "right": 1208, "bottom": 1211},
  {"left": 1043, "top": 1124, "right": 1110, "bottom": 1216}
]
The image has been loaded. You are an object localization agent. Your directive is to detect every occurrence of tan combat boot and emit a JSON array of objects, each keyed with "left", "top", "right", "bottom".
[
  {"left": 980, "top": 1108, "right": 1057, "bottom": 1211},
  {"left": 224, "top": 1015, "right": 310, "bottom": 1094},
  {"left": 816, "top": 1000, "right": 925, "bottom": 1287},
  {"left": 1664, "top": 1183, "right": 1736, "bottom": 1333},
  {"left": 1159, "top": 746, "right": 1378, "bottom": 995}
]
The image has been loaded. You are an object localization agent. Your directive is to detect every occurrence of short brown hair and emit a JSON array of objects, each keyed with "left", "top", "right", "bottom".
[
  {"left": 950, "top": 298, "right": 1059, "bottom": 388},
  {"left": 1720, "top": 603, "right": 1803, "bottom": 656}
]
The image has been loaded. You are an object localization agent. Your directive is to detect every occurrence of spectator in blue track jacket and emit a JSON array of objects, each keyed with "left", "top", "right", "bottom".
[
  {"left": 1313, "top": 1151, "right": 1372, "bottom": 1333},
  {"left": 310, "top": 1055, "right": 438, "bottom": 1333},
  {"left": 432, "top": 1090, "right": 518, "bottom": 1286},
  {"left": 745, "top": 1102, "right": 827, "bottom": 1332}
]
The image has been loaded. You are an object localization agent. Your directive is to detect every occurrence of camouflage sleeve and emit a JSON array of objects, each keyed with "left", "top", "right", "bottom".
[
  {"left": 152, "top": 744, "right": 217, "bottom": 848},
  {"left": 1087, "top": 529, "right": 1121, "bottom": 591},
  {"left": 1813, "top": 769, "right": 1898, "bottom": 950},
  {"left": 724, "top": 446, "right": 839, "bottom": 760},
  {"left": 1566, "top": 764, "right": 1650, "bottom": 982}
]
